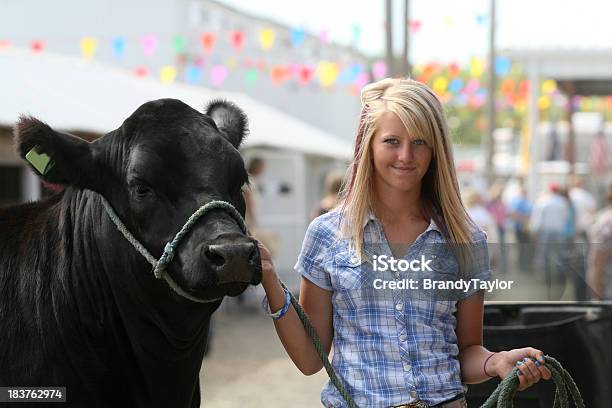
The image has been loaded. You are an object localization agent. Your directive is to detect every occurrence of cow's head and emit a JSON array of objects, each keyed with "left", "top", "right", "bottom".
[{"left": 14, "top": 98, "right": 261, "bottom": 301}]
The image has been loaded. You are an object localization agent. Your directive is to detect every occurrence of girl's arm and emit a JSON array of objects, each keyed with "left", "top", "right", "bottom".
[
  {"left": 258, "top": 242, "right": 334, "bottom": 376},
  {"left": 456, "top": 291, "right": 552, "bottom": 390}
]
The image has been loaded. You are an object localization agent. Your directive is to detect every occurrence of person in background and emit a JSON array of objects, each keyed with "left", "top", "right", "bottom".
[
  {"left": 569, "top": 176, "right": 597, "bottom": 300},
  {"left": 508, "top": 183, "right": 533, "bottom": 273},
  {"left": 465, "top": 188, "right": 498, "bottom": 243},
  {"left": 587, "top": 181, "right": 612, "bottom": 300},
  {"left": 244, "top": 157, "right": 266, "bottom": 228},
  {"left": 530, "top": 183, "right": 571, "bottom": 295},
  {"left": 486, "top": 181, "right": 508, "bottom": 275},
  {"left": 312, "top": 170, "right": 344, "bottom": 219}
]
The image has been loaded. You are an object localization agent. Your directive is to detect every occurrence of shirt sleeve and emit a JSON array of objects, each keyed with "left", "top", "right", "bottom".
[
  {"left": 294, "top": 218, "right": 334, "bottom": 291},
  {"left": 459, "top": 229, "right": 492, "bottom": 300}
]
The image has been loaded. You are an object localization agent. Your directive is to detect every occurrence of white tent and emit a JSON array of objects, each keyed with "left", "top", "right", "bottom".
[{"left": 0, "top": 48, "right": 351, "bottom": 160}]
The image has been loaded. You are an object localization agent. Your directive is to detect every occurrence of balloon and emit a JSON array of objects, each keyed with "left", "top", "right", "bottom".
[
  {"left": 448, "top": 62, "right": 460, "bottom": 78},
  {"left": 448, "top": 78, "right": 464, "bottom": 94},
  {"left": 500, "top": 78, "right": 515, "bottom": 96},
  {"left": 537, "top": 95, "right": 551, "bottom": 110},
  {"left": 465, "top": 79, "right": 480, "bottom": 94},
  {"left": 470, "top": 57, "right": 484, "bottom": 78},
  {"left": 541, "top": 79, "right": 557, "bottom": 94},
  {"left": 494, "top": 56, "right": 511, "bottom": 76},
  {"left": 432, "top": 76, "right": 449, "bottom": 93}
]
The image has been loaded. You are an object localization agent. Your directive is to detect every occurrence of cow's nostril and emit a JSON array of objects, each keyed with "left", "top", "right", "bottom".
[{"left": 205, "top": 246, "right": 226, "bottom": 267}]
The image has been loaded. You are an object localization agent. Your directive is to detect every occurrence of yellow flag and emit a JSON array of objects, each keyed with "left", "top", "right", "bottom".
[
  {"left": 160, "top": 66, "right": 177, "bottom": 84},
  {"left": 80, "top": 37, "right": 97, "bottom": 59},
  {"left": 318, "top": 62, "right": 339, "bottom": 88},
  {"left": 259, "top": 28, "right": 275, "bottom": 50}
]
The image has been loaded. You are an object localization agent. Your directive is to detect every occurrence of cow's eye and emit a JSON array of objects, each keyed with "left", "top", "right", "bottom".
[{"left": 131, "top": 184, "right": 153, "bottom": 200}]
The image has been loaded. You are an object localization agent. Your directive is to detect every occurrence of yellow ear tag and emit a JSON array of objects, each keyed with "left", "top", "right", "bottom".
[{"left": 25, "top": 147, "right": 55, "bottom": 175}]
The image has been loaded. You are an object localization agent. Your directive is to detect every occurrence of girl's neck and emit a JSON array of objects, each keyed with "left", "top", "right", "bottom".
[{"left": 373, "top": 182, "right": 425, "bottom": 222}]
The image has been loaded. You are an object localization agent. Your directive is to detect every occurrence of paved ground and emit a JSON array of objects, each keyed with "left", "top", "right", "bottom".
[{"left": 199, "top": 307, "right": 328, "bottom": 408}]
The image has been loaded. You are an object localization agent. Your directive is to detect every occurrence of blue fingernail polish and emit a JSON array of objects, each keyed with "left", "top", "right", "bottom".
[
  {"left": 538, "top": 355, "right": 545, "bottom": 363},
  {"left": 535, "top": 361, "right": 541, "bottom": 366},
  {"left": 523, "top": 357, "right": 530, "bottom": 362},
  {"left": 516, "top": 361, "right": 524, "bottom": 366}
]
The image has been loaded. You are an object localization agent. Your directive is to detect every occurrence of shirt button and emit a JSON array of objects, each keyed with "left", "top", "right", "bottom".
[
  {"left": 410, "top": 390, "right": 417, "bottom": 398},
  {"left": 399, "top": 334, "right": 407, "bottom": 342},
  {"left": 350, "top": 256, "right": 358, "bottom": 264},
  {"left": 395, "top": 303, "right": 403, "bottom": 311},
  {"left": 403, "top": 363, "right": 412, "bottom": 372}
]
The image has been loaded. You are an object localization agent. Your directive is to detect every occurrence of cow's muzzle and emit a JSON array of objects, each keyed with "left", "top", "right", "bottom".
[{"left": 205, "top": 240, "right": 262, "bottom": 285}]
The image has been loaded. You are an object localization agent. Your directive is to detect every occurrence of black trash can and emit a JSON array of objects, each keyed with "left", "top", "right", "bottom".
[{"left": 466, "top": 302, "right": 612, "bottom": 408}]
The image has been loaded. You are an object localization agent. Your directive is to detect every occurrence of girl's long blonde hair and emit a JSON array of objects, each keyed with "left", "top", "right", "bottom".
[{"left": 340, "top": 78, "right": 474, "bottom": 261}]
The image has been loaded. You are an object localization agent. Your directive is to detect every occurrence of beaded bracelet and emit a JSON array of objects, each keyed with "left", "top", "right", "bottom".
[
  {"left": 261, "top": 285, "right": 292, "bottom": 320},
  {"left": 483, "top": 351, "right": 498, "bottom": 377}
]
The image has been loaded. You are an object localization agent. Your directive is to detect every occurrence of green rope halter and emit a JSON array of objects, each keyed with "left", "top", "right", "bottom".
[
  {"left": 480, "top": 355, "right": 584, "bottom": 408},
  {"left": 98, "top": 193, "right": 247, "bottom": 303}
]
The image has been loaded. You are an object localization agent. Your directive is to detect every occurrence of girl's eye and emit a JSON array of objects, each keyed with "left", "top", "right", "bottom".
[
  {"left": 383, "top": 138, "right": 399, "bottom": 145},
  {"left": 412, "top": 139, "right": 427, "bottom": 146}
]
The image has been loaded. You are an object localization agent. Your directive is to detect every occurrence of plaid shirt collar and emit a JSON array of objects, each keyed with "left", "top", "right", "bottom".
[{"left": 364, "top": 208, "right": 442, "bottom": 234}]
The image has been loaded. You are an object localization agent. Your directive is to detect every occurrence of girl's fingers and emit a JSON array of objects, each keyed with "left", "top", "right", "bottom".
[
  {"left": 522, "top": 357, "right": 541, "bottom": 380},
  {"left": 516, "top": 368, "right": 528, "bottom": 390},
  {"left": 538, "top": 365, "right": 553, "bottom": 380}
]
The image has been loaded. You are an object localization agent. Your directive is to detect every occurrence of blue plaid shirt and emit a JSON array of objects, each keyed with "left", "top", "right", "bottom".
[{"left": 294, "top": 209, "right": 491, "bottom": 407}]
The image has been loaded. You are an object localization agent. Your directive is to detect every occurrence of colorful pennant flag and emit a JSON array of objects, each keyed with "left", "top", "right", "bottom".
[
  {"left": 259, "top": 28, "right": 275, "bottom": 50},
  {"left": 80, "top": 37, "right": 97, "bottom": 59}
]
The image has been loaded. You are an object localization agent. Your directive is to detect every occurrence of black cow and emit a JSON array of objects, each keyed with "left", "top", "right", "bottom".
[{"left": 0, "top": 99, "right": 261, "bottom": 407}]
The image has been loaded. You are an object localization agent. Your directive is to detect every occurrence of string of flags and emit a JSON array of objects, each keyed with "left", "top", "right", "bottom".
[{"left": 2, "top": 29, "right": 610, "bottom": 114}]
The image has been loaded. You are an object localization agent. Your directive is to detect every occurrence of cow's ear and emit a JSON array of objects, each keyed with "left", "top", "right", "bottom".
[
  {"left": 205, "top": 99, "right": 248, "bottom": 149},
  {"left": 14, "top": 116, "right": 100, "bottom": 189}
]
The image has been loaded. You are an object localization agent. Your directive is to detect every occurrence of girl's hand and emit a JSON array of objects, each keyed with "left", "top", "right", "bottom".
[
  {"left": 492, "top": 348, "right": 552, "bottom": 391},
  {"left": 254, "top": 239, "right": 277, "bottom": 287}
]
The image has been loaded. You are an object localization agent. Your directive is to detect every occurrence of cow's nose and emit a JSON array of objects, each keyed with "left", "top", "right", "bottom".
[{"left": 205, "top": 242, "right": 261, "bottom": 285}]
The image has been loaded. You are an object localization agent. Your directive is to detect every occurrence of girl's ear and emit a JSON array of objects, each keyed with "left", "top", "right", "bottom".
[{"left": 14, "top": 116, "right": 101, "bottom": 190}]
